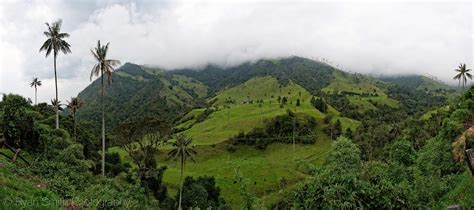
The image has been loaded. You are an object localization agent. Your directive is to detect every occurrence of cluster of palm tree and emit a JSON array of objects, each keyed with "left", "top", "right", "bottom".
[
  {"left": 36, "top": 19, "right": 200, "bottom": 195},
  {"left": 37, "top": 19, "right": 120, "bottom": 176}
]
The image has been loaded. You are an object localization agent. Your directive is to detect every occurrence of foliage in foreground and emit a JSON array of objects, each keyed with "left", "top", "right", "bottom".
[{"left": 280, "top": 87, "right": 474, "bottom": 209}]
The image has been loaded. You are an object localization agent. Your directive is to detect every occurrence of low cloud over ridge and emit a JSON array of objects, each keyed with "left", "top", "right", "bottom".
[{"left": 0, "top": 0, "right": 472, "bottom": 103}]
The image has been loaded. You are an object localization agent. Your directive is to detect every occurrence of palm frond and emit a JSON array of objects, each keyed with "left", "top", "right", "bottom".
[
  {"left": 90, "top": 64, "right": 100, "bottom": 81},
  {"left": 91, "top": 49, "right": 100, "bottom": 61},
  {"left": 106, "top": 59, "right": 121, "bottom": 67},
  {"left": 40, "top": 19, "right": 70, "bottom": 57},
  {"left": 57, "top": 32, "right": 69, "bottom": 39},
  {"left": 90, "top": 40, "right": 120, "bottom": 83}
]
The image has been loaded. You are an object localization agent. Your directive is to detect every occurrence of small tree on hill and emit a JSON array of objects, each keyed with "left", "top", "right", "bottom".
[
  {"left": 334, "top": 120, "right": 342, "bottom": 137},
  {"left": 453, "top": 63, "right": 472, "bottom": 89},
  {"left": 168, "top": 134, "right": 197, "bottom": 209}
]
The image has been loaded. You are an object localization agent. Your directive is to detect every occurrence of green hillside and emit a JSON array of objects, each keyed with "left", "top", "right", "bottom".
[
  {"left": 76, "top": 63, "right": 208, "bottom": 130},
  {"left": 151, "top": 75, "right": 363, "bottom": 206},
  {"left": 65, "top": 56, "right": 461, "bottom": 208},
  {"left": 159, "top": 139, "right": 333, "bottom": 206},
  {"left": 177, "top": 76, "right": 356, "bottom": 145},
  {"left": 0, "top": 156, "right": 59, "bottom": 209},
  {"left": 380, "top": 75, "right": 453, "bottom": 93},
  {"left": 108, "top": 74, "right": 362, "bottom": 207},
  {"left": 77, "top": 57, "right": 450, "bottom": 131},
  {"left": 323, "top": 70, "right": 399, "bottom": 113}
]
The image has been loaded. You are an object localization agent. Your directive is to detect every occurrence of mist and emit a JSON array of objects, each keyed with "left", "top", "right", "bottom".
[{"left": 0, "top": 0, "right": 472, "bottom": 103}]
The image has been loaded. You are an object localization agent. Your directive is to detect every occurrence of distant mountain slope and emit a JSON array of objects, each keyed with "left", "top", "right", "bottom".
[
  {"left": 170, "top": 56, "right": 335, "bottom": 95},
  {"left": 76, "top": 56, "right": 457, "bottom": 208},
  {"left": 76, "top": 63, "right": 206, "bottom": 129},
  {"left": 379, "top": 75, "right": 453, "bottom": 92},
  {"left": 76, "top": 56, "right": 453, "bottom": 131},
  {"left": 176, "top": 76, "right": 358, "bottom": 145},
  {"left": 76, "top": 57, "right": 337, "bottom": 129},
  {"left": 323, "top": 70, "right": 399, "bottom": 112}
]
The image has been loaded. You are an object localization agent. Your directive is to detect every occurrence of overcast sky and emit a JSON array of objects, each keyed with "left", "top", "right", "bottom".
[{"left": 0, "top": 0, "right": 473, "bottom": 103}]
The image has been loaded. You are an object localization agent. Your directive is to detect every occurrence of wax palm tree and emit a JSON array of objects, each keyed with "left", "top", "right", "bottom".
[
  {"left": 51, "top": 98, "right": 63, "bottom": 111},
  {"left": 168, "top": 134, "right": 197, "bottom": 209},
  {"left": 30, "top": 78, "right": 42, "bottom": 105},
  {"left": 67, "top": 97, "right": 83, "bottom": 141},
  {"left": 90, "top": 40, "right": 120, "bottom": 176},
  {"left": 453, "top": 63, "right": 472, "bottom": 89},
  {"left": 39, "top": 19, "right": 71, "bottom": 129}
]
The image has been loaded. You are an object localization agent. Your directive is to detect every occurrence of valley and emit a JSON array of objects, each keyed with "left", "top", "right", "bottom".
[
  {"left": 84, "top": 57, "right": 461, "bottom": 207},
  {"left": 2, "top": 3, "right": 472, "bottom": 209},
  {"left": 2, "top": 56, "right": 472, "bottom": 209}
]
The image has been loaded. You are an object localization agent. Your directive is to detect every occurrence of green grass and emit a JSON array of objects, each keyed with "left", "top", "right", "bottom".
[
  {"left": 438, "top": 170, "right": 474, "bottom": 208},
  {"left": 418, "top": 76, "right": 451, "bottom": 92},
  {"left": 365, "top": 95, "right": 399, "bottom": 108},
  {"left": 347, "top": 95, "right": 399, "bottom": 112},
  {"left": 112, "top": 76, "right": 359, "bottom": 208},
  {"left": 163, "top": 77, "right": 356, "bottom": 207},
  {"left": 0, "top": 157, "right": 59, "bottom": 209},
  {"left": 420, "top": 105, "right": 450, "bottom": 121},
  {"left": 323, "top": 71, "right": 399, "bottom": 112},
  {"left": 159, "top": 78, "right": 195, "bottom": 106},
  {"left": 333, "top": 116, "right": 361, "bottom": 132},
  {"left": 115, "top": 71, "right": 150, "bottom": 81},
  {"left": 175, "top": 108, "right": 205, "bottom": 130},
  {"left": 322, "top": 71, "right": 386, "bottom": 96},
  {"left": 347, "top": 96, "right": 378, "bottom": 112},
  {"left": 172, "top": 75, "right": 209, "bottom": 98},
  {"left": 211, "top": 76, "right": 309, "bottom": 105},
  {"left": 110, "top": 130, "right": 333, "bottom": 208},
  {"left": 179, "top": 76, "right": 350, "bottom": 145},
  {"left": 158, "top": 136, "right": 333, "bottom": 208}
]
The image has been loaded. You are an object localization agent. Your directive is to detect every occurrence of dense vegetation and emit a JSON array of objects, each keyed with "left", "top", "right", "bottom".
[
  {"left": 2, "top": 56, "right": 473, "bottom": 209},
  {"left": 0, "top": 94, "right": 226, "bottom": 209},
  {"left": 277, "top": 86, "right": 474, "bottom": 208},
  {"left": 229, "top": 110, "right": 317, "bottom": 149}
]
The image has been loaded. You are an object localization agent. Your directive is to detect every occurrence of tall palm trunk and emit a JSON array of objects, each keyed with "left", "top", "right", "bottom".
[
  {"left": 179, "top": 153, "right": 184, "bottom": 209},
  {"left": 101, "top": 70, "right": 105, "bottom": 176},
  {"left": 34, "top": 86, "right": 37, "bottom": 105},
  {"left": 73, "top": 111, "right": 76, "bottom": 141},
  {"left": 54, "top": 54, "right": 59, "bottom": 129}
]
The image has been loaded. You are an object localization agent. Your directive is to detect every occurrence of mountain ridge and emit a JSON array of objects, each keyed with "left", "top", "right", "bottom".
[{"left": 76, "top": 56, "right": 452, "bottom": 130}]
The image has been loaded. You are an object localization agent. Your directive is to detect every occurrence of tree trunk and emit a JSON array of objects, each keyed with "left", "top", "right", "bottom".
[
  {"left": 178, "top": 154, "right": 184, "bottom": 209},
  {"left": 292, "top": 118, "right": 295, "bottom": 154},
  {"left": 35, "top": 86, "right": 37, "bottom": 105},
  {"left": 12, "top": 148, "right": 21, "bottom": 163},
  {"left": 101, "top": 70, "right": 106, "bottom": 176},
  {"left": 73, "top": 112, "right": 76, "bottom": 141},
  {"left": 54, "top": 54, "right": 59, "bottom": 129}
]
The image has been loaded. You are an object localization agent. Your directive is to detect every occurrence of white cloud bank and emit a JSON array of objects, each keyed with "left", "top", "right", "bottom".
[{"left": 0, "top": 0, "right": 473, "bottom": 103}]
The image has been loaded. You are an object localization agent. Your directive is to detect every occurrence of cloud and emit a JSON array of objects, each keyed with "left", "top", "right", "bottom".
[{"left": 0, "top": 0, "right": 472, "bottom": 103}]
